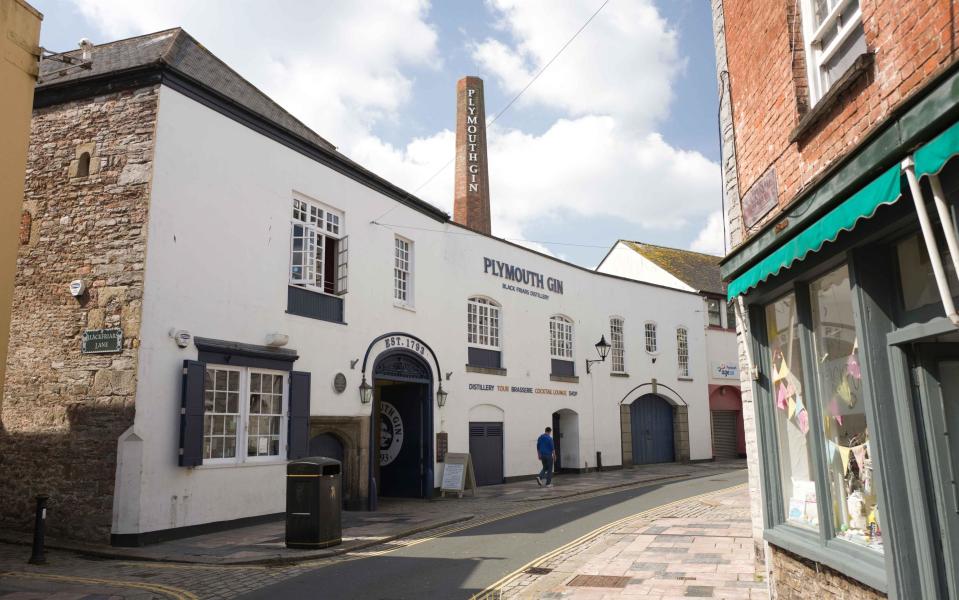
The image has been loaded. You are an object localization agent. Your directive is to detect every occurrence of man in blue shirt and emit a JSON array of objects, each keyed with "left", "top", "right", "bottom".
[{"left": 536, "top": 427, "right": 555, "bottom": 487}]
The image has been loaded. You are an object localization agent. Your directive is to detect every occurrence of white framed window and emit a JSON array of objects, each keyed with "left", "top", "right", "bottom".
[
  {"left": 726, "top": 300, "right": 737, "bottom": 330},
  {"left": 290, "top": 195, "right": 348, "bottom": 295},
  {"left": 707, "top": 298, "right": 723, "bottom": 327},
  {"left": 549, "top": 315, "right": 574, "bottom": 359},
  {"left": 203, "top": 365, "right": 287, "bottom": 464},
  {"left": 394, "top": 236, "right": 413, "bottom": 306},
  {"left": 800, "top": 0, "right": 866, "bottom": 106},
  {"left": 467, "top": 297, "right": 501, "bottom": 349},
  {"left": 610, "top": 317, "right": 625, "bottom": 373},
  {"left": 644, "top": 322, "right": 658, "bottom": 354},
  {"left": 676, "top": 327, "right": 690, "bottom": 378}
]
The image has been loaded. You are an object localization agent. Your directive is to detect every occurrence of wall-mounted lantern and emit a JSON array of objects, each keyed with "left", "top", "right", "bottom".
[
  {"left": 359, "top": 375, "right": 373, "bottom": 404},
  {"left": 436, "top": 384, "right": 448, "bottom": 408},
  {"left": 585, "top": 335, "right": 612, "bottom": 374}
]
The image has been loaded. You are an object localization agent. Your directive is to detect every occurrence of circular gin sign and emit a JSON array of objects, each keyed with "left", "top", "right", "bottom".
[{"left": 379, "top": 401, "right": 404, "bottom": 466}]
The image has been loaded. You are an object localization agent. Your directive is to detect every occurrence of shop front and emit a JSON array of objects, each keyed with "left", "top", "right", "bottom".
[{"left": 724, "top": 106, "right": 959, "bottom": 597}]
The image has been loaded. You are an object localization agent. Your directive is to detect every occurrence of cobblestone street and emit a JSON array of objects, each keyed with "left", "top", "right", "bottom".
[{"left": 495, "top": 484, "right": 767, "bottom": 599}]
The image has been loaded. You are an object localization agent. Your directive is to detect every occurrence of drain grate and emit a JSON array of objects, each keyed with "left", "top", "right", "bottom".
[
  {"left": 566, "top": 575, "right": 630, "bottom": 588},
  {"left": 524, "top": 567, "right": 552, "bottom": 575}
]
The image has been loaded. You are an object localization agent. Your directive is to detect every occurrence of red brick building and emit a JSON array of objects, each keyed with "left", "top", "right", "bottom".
[{"left": 713, "top": 1, "right": 959, "bottom": 598}]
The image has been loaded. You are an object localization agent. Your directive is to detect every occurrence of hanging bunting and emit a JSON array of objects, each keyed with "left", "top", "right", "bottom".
[
  {"left": 824, "top": 415, "right": 832, "bottom": 436},
  {"left": 774, "top": 360, "right": 791, "bottom": 382},
  {"left": 797, "top": 408, "right": 809, "bottom": 435},
  {"left": 788, "top": 397, "right": 797, "bottom": 419},
  {"left": 837, "top": 377, "right": 853, "bottom": 407},
  {"left": 852, "top": 444, "right": 868, "bottom": 472},
  {"left": 838, "top": 445, "right": 852, "bottom": 474},
  {"left": 794, "top": 394, "right": 805, "bottom": 415},
  {"left": 828, "top": 397, "right": 844, "bottom": 426},
  {"left": 777, "top": 383, "right": 788, "bottom": 410},
  {"left": 847, "top": 353, "right": 861, "bottom": 380}
]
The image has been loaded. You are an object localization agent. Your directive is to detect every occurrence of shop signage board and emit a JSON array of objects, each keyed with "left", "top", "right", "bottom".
[
  {"left": 81, "top": 328, "right": 123, "bottom": 354},
  {"left": 741, "top": 166, "right": 778, "bottom": 229},
  {"left": 483, "top": 257, "right": 564, "bottom": 301},
  {"left": 440, "top": 452, "right": 476, "bottom": 498},
  {"left": 468, "top": 383, "right": 578, "bottom": 397},
  {"left": 711, "top": 361, "right": 739, "bottom": 379}
]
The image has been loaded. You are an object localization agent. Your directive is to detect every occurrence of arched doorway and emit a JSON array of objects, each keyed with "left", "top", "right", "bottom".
[
  {"left": 373, "top": 350, "right": 433, "bottom": 499},
  {"left": 630, "top": 394, "right": 675, "bottom": 464},
  {"left": 551, "top": 409, "right": 580, "bottom": 472}
]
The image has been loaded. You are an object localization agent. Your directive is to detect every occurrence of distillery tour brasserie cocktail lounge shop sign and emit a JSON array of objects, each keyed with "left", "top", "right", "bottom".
[{"left": 483, "top": 257, "right": 564, "bottom": 300}]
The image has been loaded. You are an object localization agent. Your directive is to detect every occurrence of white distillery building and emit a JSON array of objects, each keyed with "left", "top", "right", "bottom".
[{"left": 1, "top": 29, "right": 715, "bottom": 546}]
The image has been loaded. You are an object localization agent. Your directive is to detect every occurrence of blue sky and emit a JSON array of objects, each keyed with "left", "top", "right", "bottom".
[{"left": 30, "top": 0, "right": 723, "bottom": 266}]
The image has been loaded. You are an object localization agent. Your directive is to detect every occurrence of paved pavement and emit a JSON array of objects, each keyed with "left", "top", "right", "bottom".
[
  {"left": 0, "top": 461, "right": 754, "bottom": 599},
  {"left": 0, "top": 460, "right": 744, "bottom": 566},
  {"left": 492, "top": 484, "right": 768, "bottom": 599}
]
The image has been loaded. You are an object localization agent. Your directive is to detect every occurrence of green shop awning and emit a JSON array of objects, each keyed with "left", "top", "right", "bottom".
[
  {"left": 727, "top": 164, "right": 902, "bottom": 299},
  {"left": 914, "top": 119, "right": 959, "bottom": 179}
]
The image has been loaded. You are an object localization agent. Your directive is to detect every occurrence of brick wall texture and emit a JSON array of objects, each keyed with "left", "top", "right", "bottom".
[
  {"left": 770, "top": 545, "right": 885, "bottom": 599},
  {"left": 723, "top": 0, "right": 959, "bottom": 239},
  {"left": 0, "top": 86, "right": 158, "bottom": 541}
]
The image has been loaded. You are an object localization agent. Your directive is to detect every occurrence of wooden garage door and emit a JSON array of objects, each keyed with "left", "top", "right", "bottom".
[
  {"left": 712, "top": 410, "right": 739, "bottom": 459},
  {"left": 469, "top": 422, "right": 504, "bottom": 486}
]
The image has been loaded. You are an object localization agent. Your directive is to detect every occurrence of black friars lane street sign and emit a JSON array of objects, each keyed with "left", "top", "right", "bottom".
[{"left": 81, "top": 328, "right": 123, "bottom": 354}]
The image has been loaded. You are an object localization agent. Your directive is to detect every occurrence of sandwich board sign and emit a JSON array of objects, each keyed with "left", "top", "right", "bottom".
[{"left": 440, "top": 452, "right": 476, "bottom": 498}]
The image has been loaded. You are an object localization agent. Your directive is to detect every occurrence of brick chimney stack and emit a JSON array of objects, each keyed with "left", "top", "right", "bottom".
[{"left": 453, "top": 76, "right": 491, "bottom": 235}]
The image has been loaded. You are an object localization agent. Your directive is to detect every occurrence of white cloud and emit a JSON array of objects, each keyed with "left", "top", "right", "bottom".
[
  {"left": 473, "top": 0, "right": 683, "bottom": 132},
  {"left": 690, "top": 211, "right": 726, "bottom": 255},
  {"left": 71, "top": 0, "right": 439, "bottom": 148}
]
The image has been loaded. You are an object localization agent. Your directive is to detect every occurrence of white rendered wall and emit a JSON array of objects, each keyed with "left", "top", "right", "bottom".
[
  {"left": 115, "top": 86, "right": 711, "bottom": 534},
  {"left": 596, "top": 243, "right": 696, "bottom": 292}
]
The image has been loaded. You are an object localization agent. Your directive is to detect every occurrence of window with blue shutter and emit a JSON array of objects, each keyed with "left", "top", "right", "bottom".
[
  {"left": 179, "top": 360, "right": 207, "bottom": 467},
  {"left": 288, "top": 371, "right": 311, "bottom": 459}
]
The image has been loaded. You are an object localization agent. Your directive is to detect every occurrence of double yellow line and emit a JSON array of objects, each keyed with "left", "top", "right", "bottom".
[
  {"left": 472, "top": 483, "right": 746, "bottom": 599},
  {"left": 0, "top": 571, "right": 198, "bottom": 600}
]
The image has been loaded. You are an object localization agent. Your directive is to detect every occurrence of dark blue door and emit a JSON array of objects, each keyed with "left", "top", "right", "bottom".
[{"left": 630, "top": 394, "right": 675, "bottom": 464}]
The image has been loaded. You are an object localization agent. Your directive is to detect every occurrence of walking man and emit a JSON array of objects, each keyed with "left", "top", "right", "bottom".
[{"left": 536, "top": 426, "right": 555, "bottom": 487}]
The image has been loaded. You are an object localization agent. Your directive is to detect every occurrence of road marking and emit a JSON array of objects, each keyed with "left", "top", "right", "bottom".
[
  {"left": 471, "top": 483, "right": 747, "bottom": 599},
  {"left": 1, "top": 571, "right": 198, "bottom": 600}
]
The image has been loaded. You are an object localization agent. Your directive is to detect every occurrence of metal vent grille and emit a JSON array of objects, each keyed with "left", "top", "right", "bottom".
[{"left": 566, "top": 575, "right": 630, "bottom": 588}]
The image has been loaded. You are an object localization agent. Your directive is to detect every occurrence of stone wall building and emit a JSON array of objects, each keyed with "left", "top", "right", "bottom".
[
  {"left": 713, "top": 0, "right": 959, "bottom": 598},
  {"left": 1, "top": 85, "right": 158, "bottom": 539}
]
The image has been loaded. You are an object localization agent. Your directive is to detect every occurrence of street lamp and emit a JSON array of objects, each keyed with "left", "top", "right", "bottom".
[
  {"left": 436, "top": 383, "right": 448, "bottom": 408},
  {"left": 586, "top": 334, "right": 612, "bottom": 374},
  {"left": 359, "top": 375, "right": 372, "bottom": 404}
]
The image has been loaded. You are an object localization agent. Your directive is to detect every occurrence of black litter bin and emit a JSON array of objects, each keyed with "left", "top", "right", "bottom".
[{"left": 286, "top": 456, "right": 342, "bottom": 549}]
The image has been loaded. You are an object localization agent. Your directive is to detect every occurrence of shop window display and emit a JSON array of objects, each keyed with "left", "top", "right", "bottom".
[
  {"left": 766, "top": 294, "right": 818, "bottom": 529},
  {"left": 810, "top": 266, "right": 882, "bottom": 552}
]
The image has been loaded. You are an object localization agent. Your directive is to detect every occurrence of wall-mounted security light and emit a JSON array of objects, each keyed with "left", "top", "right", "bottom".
[
  {"left": 265, "top": 333, "right": 289, "bottom": 347},
  {"left": 169, "top": 329, "right": 192, "bottom": 348},
  {"left": 69, "top": 280, "right": 85, "bottom": 297}
]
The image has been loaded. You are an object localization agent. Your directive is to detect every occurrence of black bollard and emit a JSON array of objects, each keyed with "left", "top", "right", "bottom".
[
  {"left": 596, "top": 451, "right": 603, "bottom": 472},
  {"left": 28, "top": 495, "right": 48, "bottom": 565}
]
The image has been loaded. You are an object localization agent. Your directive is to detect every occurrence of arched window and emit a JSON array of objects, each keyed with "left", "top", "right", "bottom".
[
  {"left": 676, "top": 326, "right": 689, "bottom": 378},
  {"left": 610, "top": 316, "right": 625, "bottom": 373},
  {"left": 77, "top": 152, "right": 91, "bottom": 178},
  {"left": 644, "top": 322, "right": 658, "bottom": 354},
  {"left": 549, "top": 315, "right": 574, "bottom": 359},
  {"left": 467, "top": 297, "right": 501, "bottom": 349}
]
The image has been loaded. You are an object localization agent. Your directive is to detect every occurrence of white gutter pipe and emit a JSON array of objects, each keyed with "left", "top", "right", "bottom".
[{"left": 902, "top": 156, "right": 959, "bottom": 326}]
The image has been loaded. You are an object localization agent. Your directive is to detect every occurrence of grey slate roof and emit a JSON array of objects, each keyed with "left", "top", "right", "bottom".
[
  {"left": 622, "top": 241, "right": 726, "bottom": 296},
  {"left": 38, "top": 28, "right": 336, "bottom": 152}
]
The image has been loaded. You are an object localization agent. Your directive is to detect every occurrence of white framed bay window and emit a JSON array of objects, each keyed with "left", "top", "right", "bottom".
[
  {"left": 202, "top": 366, "right": 287, "bottom": 464},
  {"left": 290, "top": 195, "right": 348, "bottom": 295},
  {"left": 800, "top": 0, "right": 867, "bottom": 106}
]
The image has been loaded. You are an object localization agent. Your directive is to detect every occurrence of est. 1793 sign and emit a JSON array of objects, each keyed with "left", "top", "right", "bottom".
[{"left": 81, "top": 328, "right": 123, "bottom": 354}]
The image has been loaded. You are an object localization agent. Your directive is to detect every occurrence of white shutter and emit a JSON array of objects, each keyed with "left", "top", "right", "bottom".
[
  {"left": 335, "top": 235, "right": 349, "bottom": 295},
  {"left": 289, "top": 223, "right": 317, "bottom": 285}
]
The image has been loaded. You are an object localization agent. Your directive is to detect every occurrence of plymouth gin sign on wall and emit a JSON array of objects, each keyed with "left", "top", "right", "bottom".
[{"left": 483, "top": 257, "right": 564, "bottom": 300}]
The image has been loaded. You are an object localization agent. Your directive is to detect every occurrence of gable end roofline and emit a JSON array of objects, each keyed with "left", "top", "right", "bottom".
[{"left": 33, "top": 60, "right": 450, "bottom": 225}]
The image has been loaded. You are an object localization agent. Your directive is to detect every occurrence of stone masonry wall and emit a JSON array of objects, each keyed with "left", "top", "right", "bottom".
[
  {"left": 0, "top": 86, "right": 158, "bottom": 542},
  {"left": 769, "top": 545, "right": 886, "bottom": 599},
  {"left": 723, "top": 0, "right": 959, "bottom": 238}
]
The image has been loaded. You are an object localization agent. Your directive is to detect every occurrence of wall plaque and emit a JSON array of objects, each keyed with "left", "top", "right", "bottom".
[
  {"left": 81, "top": 328, "right": 123, "bottom": 354},
  {"left": 332, "top": 372, "right": 347, "bottom": 394},
  {"left": 741, "top": 166, "right": 779, "bottom": 229}
]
